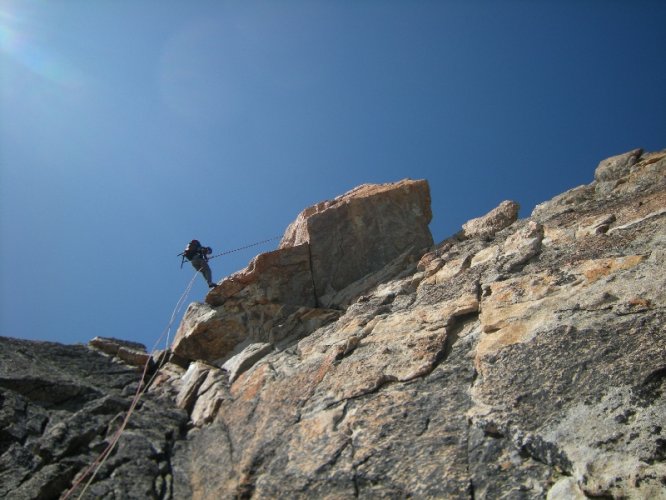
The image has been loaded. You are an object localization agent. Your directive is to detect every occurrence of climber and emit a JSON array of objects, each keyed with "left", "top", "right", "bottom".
[{"left": 180, "top": 239, "right": 216, "bottom": 288}]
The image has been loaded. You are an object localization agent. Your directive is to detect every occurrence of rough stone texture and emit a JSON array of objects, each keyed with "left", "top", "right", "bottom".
[
  {"left": 89, "top": 336, "right": 152, "bottom": 369},
  {"left": 280, "top": 178, "right": 433, "bottom": 307},
  {"left": 206, "top": 243, "right": 315, "bottom": 308},
  {"left": 222, "top": 342, "right": 273, "bottom": 383},
  {"left": 2, "top": 148, "right": 665, "bottom": 499},
  {"left": 171, "top": 300, "right": 340, "bottom": 365},
  {"left": 0, "top": 337, "right": 189, "bottom": 499},
  {"left": 172, "top": 179, "right": 433, "bottom": 364},
  {"left": 165, "top": 148, "right": 665, "bottom": 499},
  {"left": 594, "top": 147, "right": 642, "bottom": 182},
  {"left": 89, "top": 336, "right": 147, "bottom": 356},
  {"left": 462, "top": 200, "right": 521, "bottom": 239}
]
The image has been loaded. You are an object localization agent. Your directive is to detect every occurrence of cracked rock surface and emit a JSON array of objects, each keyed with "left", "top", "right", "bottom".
[
  {"left": 1, "top": 149, "right": 664, "bottom": 498},
  {"left": 160, "top": 148, "right": 665, "bottom": 498},
  {"left": 0, "top": 337, "right": 188, "bottom": 500}
]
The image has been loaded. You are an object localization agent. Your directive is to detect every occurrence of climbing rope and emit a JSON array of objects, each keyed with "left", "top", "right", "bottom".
[
  {"left": 64, "top": 235, "right": 282, "bottom": 498},
  {"left": 63, "top": 269, "right": 200, "bottom": 500},
  {"left": 208, "top": 236, "right": 282, "bottom": 260}
]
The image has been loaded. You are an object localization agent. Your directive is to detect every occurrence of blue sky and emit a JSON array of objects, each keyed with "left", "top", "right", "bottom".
[{"left": 1, "top": 1, "right": 664, "bottom": 350}]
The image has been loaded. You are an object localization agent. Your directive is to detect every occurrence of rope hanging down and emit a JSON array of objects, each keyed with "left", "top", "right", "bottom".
[
  {"left": 63, "top": 269, "right": 200, "bottom": 500},
  {"left": 208, "top": 235, "right": 282, "bottom": 260},
  {"left": 65, "top": 235, "right": 282, "bottom": 497}
]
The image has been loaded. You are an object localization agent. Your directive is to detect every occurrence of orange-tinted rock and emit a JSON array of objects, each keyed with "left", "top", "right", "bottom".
[
  {"left": 172, "top": 179, "right": 433, "bottom": 363},
  {"left": 462, "top": 200, "right": 520, "bottom": 239},
  {"left": 206, "top": 243, "right": 315, "bottom": 308},
  {"left": 280, "top": 179, "right": 433, "bottom": 307}
]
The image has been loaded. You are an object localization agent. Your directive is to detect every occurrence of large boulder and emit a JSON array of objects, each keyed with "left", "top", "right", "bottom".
[
  {"left": 462, "top": 200, "right": 520, "bottom": 239},
  {"left": 173, "top": 244, "right": 323, "bottom": 364},
  {"left": 594, "top": 147, "right": 642, "bottom": 182},
  {"left": 280, "top": 179, "right": 433, "bottom": 307},
  {"left": 206, "top": 243, "right": 315, "bottom": 308}
]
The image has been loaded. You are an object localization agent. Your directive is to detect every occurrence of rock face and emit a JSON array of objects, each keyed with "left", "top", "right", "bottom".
[
  {"left": 172, "top": 179, "right": 433, "bottom": 364},
  {"left": 279, "top": 179, "right": 433, "bottom": 306},
  {"left": 1, "top": 150, "right": 665, "bottom": 499},
  {"left": 0, "top": 337, "right": 188, "bottom": 500},
  {"left": 462, "top": 199, "right": 520, "bottom": 239},
  {"left": 165, "top": 149, "right": 666, "bottom": 499}
]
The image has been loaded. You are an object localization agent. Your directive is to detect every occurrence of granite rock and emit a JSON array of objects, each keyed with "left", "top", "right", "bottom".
[
  {"left": 3, "top": 148, "right": 665, "bottom": 499},
  {"left": 172, "top": 179, "right": 433, "bottom": 364},
  {"left": 462, "top": 200, "right": 521, "bottom": 239},
  {"left": 0, "top": 337, "right": 188, "bottom": 499},
  {"left": 169, "top": 148, "right": 665, "bottom": 498},
  {"left": 280, "top": 178, "right": 433, "bottom": 307}
]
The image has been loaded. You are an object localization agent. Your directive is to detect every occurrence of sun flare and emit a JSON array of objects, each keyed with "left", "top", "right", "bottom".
[{"left": 0, "top": 3, "right": 85, "bottom": 88}]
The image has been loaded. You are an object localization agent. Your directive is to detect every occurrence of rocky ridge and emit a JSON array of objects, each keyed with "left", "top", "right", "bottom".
[{"left": 1, "top": 148, "right": 664, "bottom": 498}]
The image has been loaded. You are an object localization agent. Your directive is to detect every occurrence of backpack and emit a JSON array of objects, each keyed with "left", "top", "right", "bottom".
[{"left": 184, "top": 239, "right": 202, "bottom": 260}]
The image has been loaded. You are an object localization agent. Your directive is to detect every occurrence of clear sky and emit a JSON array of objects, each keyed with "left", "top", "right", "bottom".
[{"left": 1, "top": 1, "right": 664, "bottom": 351}]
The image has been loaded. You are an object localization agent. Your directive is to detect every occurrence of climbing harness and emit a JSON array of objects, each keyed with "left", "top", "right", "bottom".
[
  {"left": 178, "top": 236, "right": 281, "bottom": 268},
  {"left": 178, "top": 240, "right": 212, "bottom": 269}
]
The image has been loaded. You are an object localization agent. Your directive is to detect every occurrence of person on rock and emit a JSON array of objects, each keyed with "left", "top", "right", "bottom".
[{"left": 181, "top": 239, "right": 216, "bottom": 288}]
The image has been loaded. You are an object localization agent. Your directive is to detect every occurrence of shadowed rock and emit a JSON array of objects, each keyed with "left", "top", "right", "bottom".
[{"left": 0, "top": 337, "right": 188, "bottom": 500}]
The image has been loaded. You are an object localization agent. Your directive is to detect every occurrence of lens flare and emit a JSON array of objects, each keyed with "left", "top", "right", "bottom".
[{"left": 0, "top": 3, "right": 85, "bottom": 89}]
